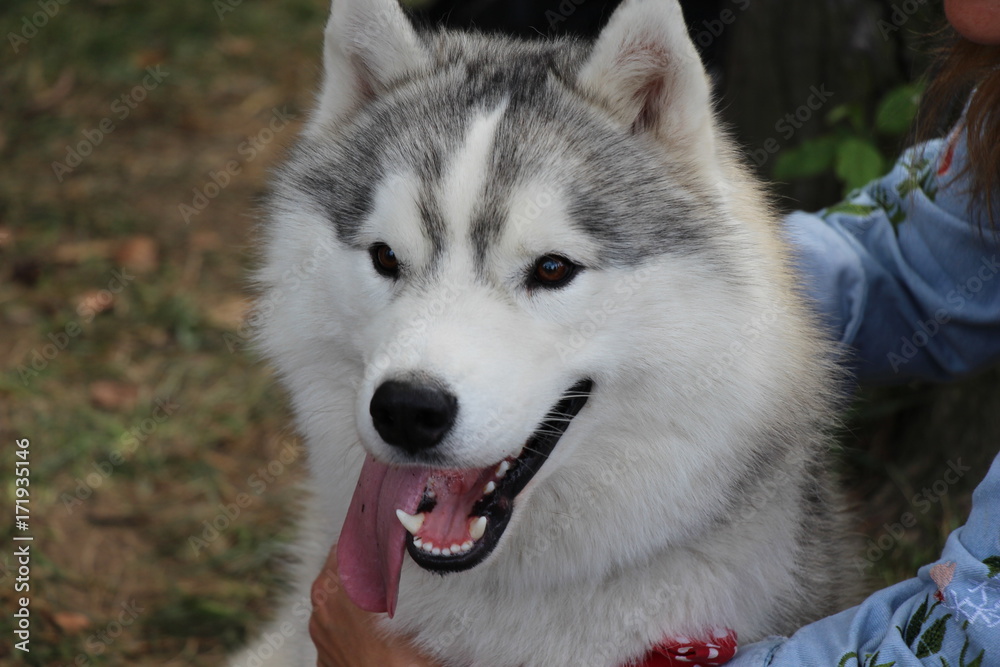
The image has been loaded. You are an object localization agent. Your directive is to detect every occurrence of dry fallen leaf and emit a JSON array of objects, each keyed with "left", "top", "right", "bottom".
[
  {"left": 189, "top": 230, "right": 223, "bottom": 253},
  {"left": 114, "top": 236, "right": 159, "bottom": 273},
  {"left": 89, "top": 380, "right": 140, "bottom": 412},
  {"left": 204, "top": 297, "right": 249, "bottom": 331},
  {"left": 29, "top": 69, "right": 75, "bottom": 113},
  {"left": 53, "top": 611, "right": 91, "bottom": 634},
  {"left": 217, "top": 36, "right": 254, "bottom": 57},
  {"left": 75, "top": 289, "right": 115, "bottom": 317}
]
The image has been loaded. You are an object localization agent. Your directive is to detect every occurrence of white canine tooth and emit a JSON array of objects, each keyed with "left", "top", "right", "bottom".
[
  {"left": 395, "top": 509, "right": 425, "bottom": 535},
  {"left": 484, "top": 481, "right": 496, "bottom": 494},
  {"left": 432, "top": 547, "right": 442, "bottom": 556},
  {"left": 470, "top": 516, "right": 487, "bottom": 540},
  {"left": 496, "top": 461, "right": 509, "bottom": 478}
]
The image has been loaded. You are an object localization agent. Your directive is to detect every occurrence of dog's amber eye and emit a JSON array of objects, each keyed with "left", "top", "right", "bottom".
[
  {"left": 531, "top": 255, "right": 577, "bottom": 288},
  {"left": 370, "top": 243, "right": 399, "bottom": 277}
]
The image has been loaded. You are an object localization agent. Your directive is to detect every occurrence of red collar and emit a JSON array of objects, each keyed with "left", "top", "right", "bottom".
[{"left": 632, "top": 628, "right": 738, "bottom": 667}]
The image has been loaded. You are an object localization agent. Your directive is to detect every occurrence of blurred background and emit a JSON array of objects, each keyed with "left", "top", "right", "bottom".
[{"left": 1, "top": 0, "right": 997, "bottom": 664}]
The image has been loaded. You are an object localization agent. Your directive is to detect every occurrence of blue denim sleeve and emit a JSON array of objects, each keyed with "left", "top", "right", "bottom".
[
  {"left": 728, "top": 454, "right": 1000, "bottom": 667},
  {"left": 784, "top": 127, "right": 1000, "bottom": 384}
]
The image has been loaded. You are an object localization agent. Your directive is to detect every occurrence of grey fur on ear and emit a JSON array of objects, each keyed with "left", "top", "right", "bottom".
[{"left": 307, "top": 0, "right": 430, "bottom": 137}]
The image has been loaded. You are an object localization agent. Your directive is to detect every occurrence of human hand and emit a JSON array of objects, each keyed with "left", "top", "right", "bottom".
[{"left": 309, "top": 544, "right": 439, "bottom": 667}]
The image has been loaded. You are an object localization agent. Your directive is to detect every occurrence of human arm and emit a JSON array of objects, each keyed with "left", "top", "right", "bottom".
[
  {"left": 727, "top": 453, "right": 1000, "bottom": 667},
  {"left": 785, "top": 125, "right": 1000, "bottom": 384}
]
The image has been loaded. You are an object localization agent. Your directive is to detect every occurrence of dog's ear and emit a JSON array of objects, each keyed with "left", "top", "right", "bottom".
[
  {"left": 307, "top": 0, "right": 430, "bottom": 137},
  {"left": 578, "top": 0, "right": 714, "bottom": 151}
]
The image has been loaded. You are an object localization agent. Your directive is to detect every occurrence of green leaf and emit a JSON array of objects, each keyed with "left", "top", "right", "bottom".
[
  {"left": 875, "top": 84, "right": 924, "bottom": 136},
  {"left": 901, "top": 596, "right": 930, "bottom": 647},
  {"left": 773, "top": 135, "right": 839, "bottom": 180},
  {"left": 826, "top": 103, "right": 866, "bottom": 133},
  {"left": 915, "top": 614, "right": 952, "bottom": 658},
  {"left": 867, "top": 651, "right": 896, "bottom": 667},
  {"left": 941, "top": 657, "right": 951, "bottom": 667},
  {"left": 984, "top": 556, "right": 1000, "bottom": 578},
  {"left": 965, "top": 650, "right": 984, "bottom": 667},
  {"left": 836, "top": 138, "right": 885, "bottom": 192},
  {"left": 823, "top": 201, "right": 878, "bottom": 219},
  {"left": 838, "top": 652, "right": 859, "bottom": 667}
]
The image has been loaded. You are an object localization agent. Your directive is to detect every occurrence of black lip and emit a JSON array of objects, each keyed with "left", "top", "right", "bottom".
[{"left": 405, "top": 379, "right": 594, "bottom": 574}]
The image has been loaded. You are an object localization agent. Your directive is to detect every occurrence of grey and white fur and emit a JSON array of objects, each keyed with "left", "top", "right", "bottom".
[{"left": 232, "top": 0, "right": 859, "bottom": 665}]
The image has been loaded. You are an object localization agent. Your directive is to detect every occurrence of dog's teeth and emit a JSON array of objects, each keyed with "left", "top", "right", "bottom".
[
  {"left": 413, "top": 537, "right": 423, "bottom": 547},
  {"left": 462, "top": 541, "right": 473, "bottom": 551},
  {"left": 396, "top": 509, "right": 424, "bottom": 535},
  {"left": 420, "top": 541, "right": 434, "bottom": 553},
  {"left": 432, "top": 547, "right": 442, "bottom": 556},
  {"left": 470, "top": 516, "right": 487, "bottom": 540},
  {"left": 426, "top": 488, "right": 436, "bottom": 499},
  {"left": 484, "top": 481, "right": 496, "bottom": 494},
  {"left": 441, "top": 547, "right": 452, "bottom": 556},
  {"left": 496, "top": 461, "right": 509, "bottom": 478}
]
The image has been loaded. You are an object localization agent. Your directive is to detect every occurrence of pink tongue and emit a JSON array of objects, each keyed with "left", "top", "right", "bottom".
[{"left": 338, "top": 454, "right": 431, "bottom": 617}]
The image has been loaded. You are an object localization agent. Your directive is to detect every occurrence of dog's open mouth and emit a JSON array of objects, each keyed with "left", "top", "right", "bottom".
[
  {"left": 404, "top": 378, "right": 594, "bottom": 573},
  {"left": 337, "top": 379, "right": 593, "bottom": 617}
]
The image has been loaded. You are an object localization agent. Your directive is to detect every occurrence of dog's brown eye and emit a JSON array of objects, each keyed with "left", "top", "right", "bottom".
[
  {"left": 370, "top": 243, "right": 399, "bottom": 277},
  {"left": 531, "top": 255, "right": 577, "bottom": 288}
]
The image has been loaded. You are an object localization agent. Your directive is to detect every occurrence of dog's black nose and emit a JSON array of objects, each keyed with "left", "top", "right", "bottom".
[{"left": 370, "top": 381, "right": 458, "bottom": 454}]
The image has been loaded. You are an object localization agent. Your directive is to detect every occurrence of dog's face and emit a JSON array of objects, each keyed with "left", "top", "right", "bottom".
[{"left": 258, "top": 0, "right": 801, "bottom": 616}]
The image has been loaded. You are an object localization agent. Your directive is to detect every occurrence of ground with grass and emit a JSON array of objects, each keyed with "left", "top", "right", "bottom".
[{"left": 1, "top": 1, "right": 996, "bottom": 665}]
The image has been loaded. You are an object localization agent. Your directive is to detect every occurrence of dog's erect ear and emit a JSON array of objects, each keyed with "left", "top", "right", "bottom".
[
  {"left": 307, "top": 0, "right": 430, "bottom": 137},
  {"left": 579, "top": 0, "right": 713, "bottom": 151}
]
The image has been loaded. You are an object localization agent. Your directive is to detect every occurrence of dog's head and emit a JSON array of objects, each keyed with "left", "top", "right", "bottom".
[{"left": 258, "top": 0, "right": 826, "bottom": 616}]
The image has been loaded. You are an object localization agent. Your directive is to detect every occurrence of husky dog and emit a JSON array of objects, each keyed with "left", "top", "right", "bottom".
[{"left": 236, "top": 0, "right": 857, "bottom": 664}]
